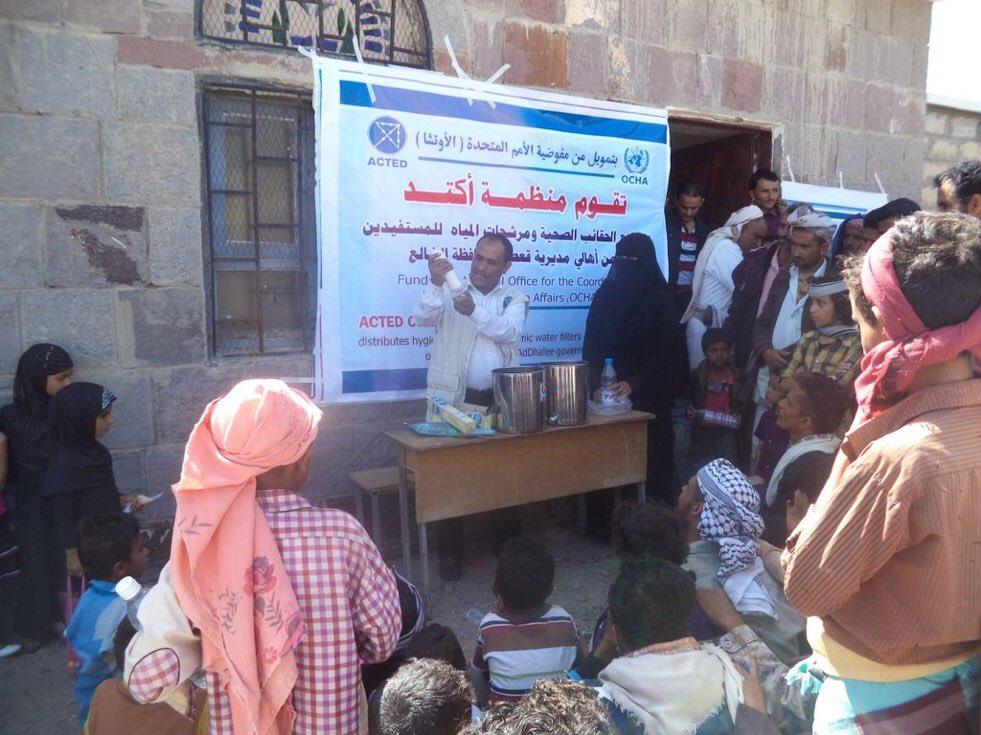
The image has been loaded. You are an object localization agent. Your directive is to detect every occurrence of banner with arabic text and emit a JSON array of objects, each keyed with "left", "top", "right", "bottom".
[{"left": 311, "top": 57, "right": 670, "bottom": 403}]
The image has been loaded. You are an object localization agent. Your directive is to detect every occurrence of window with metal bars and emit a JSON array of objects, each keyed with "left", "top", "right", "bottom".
[
  {"left": 199, "top": 0, "right": 432, "bottom": 69},
  {"left": 203, "top": 85, "right": 317, "bottom": 356}
]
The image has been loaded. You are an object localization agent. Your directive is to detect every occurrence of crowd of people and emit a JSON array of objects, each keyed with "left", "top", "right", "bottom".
[{"left": 0, "top": 159, "right": 978, "bottom": 735}]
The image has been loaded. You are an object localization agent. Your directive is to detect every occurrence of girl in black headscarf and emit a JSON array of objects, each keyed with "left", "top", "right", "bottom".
[
  {"left": 42, "top": 382, "right": 128, "bottom": 581},
  {"left": 582, "top": 233, "right": 681, "bottom": 506},
  {"left": 0, "top": 344, "right": 74, "bottom": 650}
]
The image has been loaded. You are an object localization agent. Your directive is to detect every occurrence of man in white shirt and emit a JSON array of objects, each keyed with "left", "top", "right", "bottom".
[
  {"left": 681, "top": 205, "right": 767, "bottom": 369},
  {"left": 413, "top": 234, "right": 529, "bottom": 580}
]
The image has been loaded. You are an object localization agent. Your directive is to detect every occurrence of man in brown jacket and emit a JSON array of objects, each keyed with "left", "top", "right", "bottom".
[{"left": 782, "top": 212, "right": 980, "bottom": 733}]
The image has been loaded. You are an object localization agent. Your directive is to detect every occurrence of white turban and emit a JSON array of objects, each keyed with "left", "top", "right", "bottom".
[{"left": 681, "top": 205, "right": 764, "bottom": 324}]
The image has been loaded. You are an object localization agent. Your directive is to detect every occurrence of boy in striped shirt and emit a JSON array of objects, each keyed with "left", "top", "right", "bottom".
[{"left": 471, "top": 537, "right": 581, "bottom": 705}]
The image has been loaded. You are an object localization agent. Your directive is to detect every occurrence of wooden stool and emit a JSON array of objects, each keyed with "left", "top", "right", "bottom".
[{"left": 350, "top": 466, "right": 414, "bottom": 548}]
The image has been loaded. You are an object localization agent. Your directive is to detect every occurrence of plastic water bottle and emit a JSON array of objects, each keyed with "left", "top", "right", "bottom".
[
  {"left": 600, "top": 358, "right": 618, "bottom": 405},
  {"left": 115, "top": 576, "right": 148, "bottom": 631},
  {"left": 442, "top": 265, "right": 467, "bottom": 297}
]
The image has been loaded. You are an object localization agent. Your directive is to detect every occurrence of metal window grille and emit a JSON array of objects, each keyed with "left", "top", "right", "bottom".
[
  {"left": 203, "top": 85, "right": 317, "bottom": 356},
  {"left": 199, "top": 0, "right": 432, "bottom": 69}
]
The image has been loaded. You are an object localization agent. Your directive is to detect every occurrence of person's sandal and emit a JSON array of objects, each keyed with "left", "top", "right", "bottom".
[{"left": 17, "top": 638, "right": 45, "bottom": 656}]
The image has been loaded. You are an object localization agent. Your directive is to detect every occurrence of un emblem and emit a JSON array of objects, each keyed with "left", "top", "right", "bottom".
[
  {"left": 624, "top": 146, "right": 650, "bottom": 174},
  {"left": 368, "top": 116, "right": 406, "bottom": 154}
]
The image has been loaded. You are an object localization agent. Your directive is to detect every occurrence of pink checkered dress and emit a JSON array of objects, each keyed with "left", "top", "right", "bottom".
[{"left": 128, "top": 490, "right": 401, "bottom": 734}]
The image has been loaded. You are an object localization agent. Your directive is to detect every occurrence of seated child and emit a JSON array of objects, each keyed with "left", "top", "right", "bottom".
[
  {"left": 366, "top": 621, "right": 468, "bottom": 714},
  {"left": 761, "top": 372, "right": 852, "bottom": 546},
  {"left": 84, "top": 618, "right": 207, "bottom": 735},
  {"left": 65, "top": 513, "right": 149, "bottom": 723},
  {"left": 460, "top": 678, "right": 611, "bottom": 735},
  {"left": 372, "top": 657, "right": 473, "bottom": 735},
  {"left": 472, "top": 537, "right": 581, "bottom": 705},
  {"left": 676, "top": 460, "right": 807, "bottom": 667},
  {"left": 584, "top": 504, "right": 718, "bottom": 679},
  {"left": 754, "top": 277, "right": 861, "bottom": 480},
  {"left": 687, "top": 328, "right": 743, "bottom": 468},
  {"left": 597, "top": 558, "right": 778, "bottom": 735}
]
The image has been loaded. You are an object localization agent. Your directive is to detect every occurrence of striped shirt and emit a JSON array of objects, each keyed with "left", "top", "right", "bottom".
[
  {"left": 677, "top": 228, "right": 699, "bottom": 290},
  {"left": 783, "top": 379, "right": 981, "bottom": 668},
  {"left": 781, "top": 330, "right": 863, "bottom": 386},
  {"left": 473, "top": 605, "right": 579, "bottom": 701}
]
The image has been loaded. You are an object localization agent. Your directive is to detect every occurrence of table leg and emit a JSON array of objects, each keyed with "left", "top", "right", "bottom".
[
  {"left": 353, "top": 488, "right": 365, "bottom": 528},
  {"left": 418, "top": 522, "right": 430, "bottom": 598},
  {"left": 397, "top": 449, "right": 412, "bottom": 579},
  {"left": 637, "top": 481, "right": 647, "bottom": 504},
  {"left": 370, "top": 492, "right": 382, "bottom": 548}
]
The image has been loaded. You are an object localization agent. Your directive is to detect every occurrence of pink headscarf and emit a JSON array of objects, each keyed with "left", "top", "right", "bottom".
[
  {"left": 170, "top": 379, "right": 322, "bottom": 735},
  {"left": 853, "top": 230, "right": 981, "bottom": 422}
]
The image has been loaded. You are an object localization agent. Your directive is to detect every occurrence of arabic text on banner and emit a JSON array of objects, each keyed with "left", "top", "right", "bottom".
[{"left": 311, "top": 57, "right": 670, "bottom": 403}]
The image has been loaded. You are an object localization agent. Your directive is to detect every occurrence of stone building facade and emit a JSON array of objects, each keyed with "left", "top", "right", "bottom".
[
  {"left": 920, "top": 102, "right": 981, "bottom": 207},
  {"left": 0, "top": 0, "right": 932, "bottom": 520}
]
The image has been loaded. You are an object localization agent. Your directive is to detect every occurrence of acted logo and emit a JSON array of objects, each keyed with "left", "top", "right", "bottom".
[{"left": 368, "top": 116, "right": 406, "bottom": 154}]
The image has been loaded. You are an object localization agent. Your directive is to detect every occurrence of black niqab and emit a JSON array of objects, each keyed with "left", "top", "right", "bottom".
[
  {"left": 0, "top": 344, "right": 74, "bottom": 493},
  {"left": 41, "top": 382, "right": 117, "bottom": 498},
  {"left": 594, "top": 233, "right": 668, "bottom": 349}
]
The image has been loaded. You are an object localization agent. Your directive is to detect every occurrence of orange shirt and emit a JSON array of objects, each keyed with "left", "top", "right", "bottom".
[{"left": 783, "top": 379, "right": 981, "bottom": 668}]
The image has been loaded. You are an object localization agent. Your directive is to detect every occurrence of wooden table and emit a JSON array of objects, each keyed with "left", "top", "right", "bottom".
[{"left": 385, "top": 410, "right": 652, "bottom": 593}]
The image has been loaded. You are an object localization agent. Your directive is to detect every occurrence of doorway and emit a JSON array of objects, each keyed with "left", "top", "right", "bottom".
[{"left": 668, "top": 118, "right": 773, "bottom": 228}]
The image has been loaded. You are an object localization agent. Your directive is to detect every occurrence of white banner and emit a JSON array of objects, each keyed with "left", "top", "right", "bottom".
[
  {"left": 781, "top": 181, "right": 887, "bottom": 224},
  {"left": 311, "top": 57, "right": 670, "bottom": 403}
]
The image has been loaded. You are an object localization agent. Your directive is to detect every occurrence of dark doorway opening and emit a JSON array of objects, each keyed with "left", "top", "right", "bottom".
[{"left": 668, "top": 118, "right": 773, "bottom": 229}]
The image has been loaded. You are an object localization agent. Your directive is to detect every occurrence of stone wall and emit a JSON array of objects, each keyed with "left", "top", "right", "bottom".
[
  {"left": 0, "top": 0, "right": 932, "bottom": 519},
  {"left": 920, "top": 103, "right": 981, "bottom": 207}
]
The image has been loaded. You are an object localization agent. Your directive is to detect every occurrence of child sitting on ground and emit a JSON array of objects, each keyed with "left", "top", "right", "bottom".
[
  {"left": 687, "top": 328, "right": 743, "bottom": 467},
  {"left": 460, "top": 678, "right": 612, "bottom": 735},
  {"left": 372, "top": 657, "right": 473, "bottom": 735},
  {"left": 472, "top": 537, "right": 581, "bottom": 705},
  {"left": 84, "top": 617, "right": 207, "bottom": 735},
  {"left": 597, "top": 558, "right": 778, "bottom": 734},
  {"left": 65, "top": 513, "right": 149, "bottom": 723}
]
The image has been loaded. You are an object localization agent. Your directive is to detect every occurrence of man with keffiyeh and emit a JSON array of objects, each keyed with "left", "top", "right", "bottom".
[
  {"left": 782, "top": 212, "right": 981, "bottom": 734},
  {"left": 677, "top": 459, "right": 807, "bottom": 667}
]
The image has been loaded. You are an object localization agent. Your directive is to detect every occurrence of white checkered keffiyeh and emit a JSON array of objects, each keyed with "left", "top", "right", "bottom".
[
  {"left": 697, "top": 459, "right": 763, "bottom": 576},
  {"left": 696, "top": 460, "right": 776, "bottom": 618}
]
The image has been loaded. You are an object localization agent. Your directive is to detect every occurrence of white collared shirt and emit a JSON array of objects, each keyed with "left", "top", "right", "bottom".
[{"left": 414, "top": 280, "right": 527, "bottom": 390}]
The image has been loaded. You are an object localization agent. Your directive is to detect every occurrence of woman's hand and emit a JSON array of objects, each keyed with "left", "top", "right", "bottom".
[
  {"left": 66, "top": 547, "right": 83, "bottom": 578},
  {"left": 120, "top": 494, "right": 148, "bottom": 513},
  {"left": 739, "top": 655, "right": 766, "bottom": 712},
  {"left": 614, "top": 381, "right": 633, "bottom": 398}
]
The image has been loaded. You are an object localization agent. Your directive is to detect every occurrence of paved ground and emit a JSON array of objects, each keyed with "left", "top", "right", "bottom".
[{"left": 0, "top": 501, "right": 618, "bottom": 733}]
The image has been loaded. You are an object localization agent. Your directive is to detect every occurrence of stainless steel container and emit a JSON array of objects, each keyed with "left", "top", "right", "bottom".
[
  {"left": 542, "top": 361, "right": 589, "bottom": 426},
  {"left": 492, "top": 366, "right": 545, "bottom": 434}
]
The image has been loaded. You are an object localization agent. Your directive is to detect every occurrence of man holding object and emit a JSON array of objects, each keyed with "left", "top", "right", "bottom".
[{"left": 412, "top": 233, "right": 529, "bottom": 581}]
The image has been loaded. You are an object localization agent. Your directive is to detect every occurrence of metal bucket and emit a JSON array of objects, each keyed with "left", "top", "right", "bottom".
[
  {"left": 542, "top": 361, "right": 589, "bottom": 426},
  {"left": 492, "top": 366, "right": 545, "bottom": 434}
]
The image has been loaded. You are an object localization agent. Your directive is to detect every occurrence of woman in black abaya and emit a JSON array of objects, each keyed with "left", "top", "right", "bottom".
[
  {"left": 582, "top": 233, "right": 681, "bottom": 508},
  {"left": 42, "top": 382, "right": 129, "bottom": 582},
  {"left": 0, "top": 344, "right": 74, "bottom": 651}
]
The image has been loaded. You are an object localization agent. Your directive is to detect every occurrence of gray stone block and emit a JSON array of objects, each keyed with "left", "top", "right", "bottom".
[
  {"left": 20, "top": 289, "right": 117, "bottom": 365},
  {"left": 82, "top": 369, "right": 155, "bottom": 449},
  {"left": 0, "top": 115, "right": 101, "bottom": 200},
  {"left": 306, "top": 423, "right": 397, "bottom": 498},
  {"left": 116, "top": 66, "right": 196, "bottom": 126},
  {"left": 148, "top": 207, "right": 204, "bottom": 286},
  {"left": 0, "top": 202, "right": 42, "bottom": 288},
  {"left": 0, "top": 293, "right": 19, "bottom": 373},
  {"left": 45, "top": 205, "right": 147, "bottom": 287},
  {"left": 117, "top": 288, "right": 207, "bottom": 368},
  {"left": 152, "top": 356, "right": 315, "bottom": 443},
  {"left": 146, "top": 444, "right": 184, "bottom": 519},
  {"left": 0, "top": 25, "right": 16, "bottom": 112},
  {"left": 105, "top": 123, "right": 201, "bottom": 207},
  {"left": 950, "top": 115, "right": 979, "bottom": 140},
  {"left": 111, "top": 449, "right": 146, "bottom": 493},
  {"left": 13, "top": 26, "right": 114, "bottom": 116}
]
